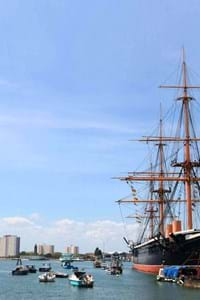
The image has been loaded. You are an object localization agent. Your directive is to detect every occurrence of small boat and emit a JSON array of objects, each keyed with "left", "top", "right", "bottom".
[
  {"left": 59, "top": 253, "right": 73, "bottom": 263},
  {"left": 59, "top": 253, "right": 78, "bottom": 270},
  {"left": 26, "top": 265, "right": 37, "bottom": 273},
  {"left": 62, "top": 261, "right": 78, "bottom": 270},
  {"left": 12, "top": 266, "right": 29, "bottom": 275},
  {"left": 38, "top": 272, "right": 56, "bottom": 282},
  {"left": 93, "top": 259, "right": 102, "bottom": 268},
  {"left": 53, "top": 272, "right": 68, "bottom": 278},
  {"left": 157, "top": 266, "right": 185, "bottom": 283},
  {"left": 12, "top": 258, "right": 29, "bottom": 275},
  {"left": 106, "top": 253, "right": 123, "bottom": 275},
  {"left": 106, "top": 267, "right": 122, "bottom": 276},
  {"left": 39, "top": 263, "right": 51, "bottom": 272},
  {"left": 68, "top": 271, "right": 94, "bottom": 287},
  {"left": 156, "top": 266, "right": 200, "bottom": 286}
]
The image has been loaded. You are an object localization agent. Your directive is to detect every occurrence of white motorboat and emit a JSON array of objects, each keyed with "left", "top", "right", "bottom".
[
  {"left": 68, "top": 271, "right": 94, "bottom": 287},
  {"left": 38, "top": 272, "right": 56, "bottom": 282}
]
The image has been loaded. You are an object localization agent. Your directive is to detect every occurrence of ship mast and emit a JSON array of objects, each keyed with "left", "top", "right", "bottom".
[
  {"left": 183, "top": 51, "right": 192, "bottom": 229},
  {"left": 149, "top": 164, "right": 158, "bottom": 238},
  {"left": 115, "top": 50, "right": 200, "bottom": 236},
  {"left": 160, "top": 49, "right": 200, "bottom": 229},
  {"left": 158, "top": 107, "right": 164, "bottom": 234}
]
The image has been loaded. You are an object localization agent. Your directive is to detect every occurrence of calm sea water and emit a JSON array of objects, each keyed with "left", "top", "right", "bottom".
[{"left": 0, "top": 260, "right": 200, "bottom": 300}]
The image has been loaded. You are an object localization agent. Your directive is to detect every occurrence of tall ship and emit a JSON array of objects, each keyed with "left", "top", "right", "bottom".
[{"left": 116, "top": 51, "right": 200, "bottom": 274}]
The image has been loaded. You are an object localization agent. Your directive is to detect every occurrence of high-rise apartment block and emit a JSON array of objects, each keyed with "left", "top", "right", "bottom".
[
  {"left": 0, "top": 235, "right": 20, "bottom": 257},
  {"left": 37, "top": 244, "right": 54, "bottom": 255},
  {"left": 66, "top": 245, "right": 79, "bottom": 255}
]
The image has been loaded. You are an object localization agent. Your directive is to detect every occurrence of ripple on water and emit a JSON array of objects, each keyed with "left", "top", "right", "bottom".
[{"left": 0, "top": 260, "right": 200, "bottom": 300}]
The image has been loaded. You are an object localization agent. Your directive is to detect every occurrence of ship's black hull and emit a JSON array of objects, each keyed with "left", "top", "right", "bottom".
[{"left": 131, "top": 232, "right": 200, "bottom": 273}]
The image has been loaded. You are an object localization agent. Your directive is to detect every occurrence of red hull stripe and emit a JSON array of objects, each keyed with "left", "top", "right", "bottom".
[{"left": 132, "top": 264, "right": 162, "bottom": 274}]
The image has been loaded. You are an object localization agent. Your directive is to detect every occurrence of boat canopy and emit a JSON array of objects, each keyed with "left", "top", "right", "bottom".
[
  {"left": 163, "top": 266, "right": 180, "bottom": 279},
  {"left": 74, "top": 271, "right": 86, "bottom": 277},
  {"left": 163, "top": 265, "right": 198, "bottom": 279}
]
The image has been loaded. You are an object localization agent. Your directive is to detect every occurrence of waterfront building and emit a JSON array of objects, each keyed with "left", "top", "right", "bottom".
[
  {"left": 0, "top": 235, "right": 20, "bottom": 257},
  {"left": 37, "top": 244, "right": 54, "bottom": 255},
  {"left": 34, "top": 244, "right": 37, "bottom": 255},
  {"left": 66, "top": 245, "right": 79, "bottom": 255}
]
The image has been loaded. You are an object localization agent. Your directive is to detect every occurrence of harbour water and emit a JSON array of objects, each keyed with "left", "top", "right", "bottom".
[{"left": 1, "top": 260, "right": 200, "bottom": 300}]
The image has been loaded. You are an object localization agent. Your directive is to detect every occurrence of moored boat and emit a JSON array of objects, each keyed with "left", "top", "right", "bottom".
[
  {"left": 26, "top": 265, "right": 37, "bottom": 273},
  {"left": 106, "top": 253, "right": 123, "bottom": 275},
  {"left": 156, "top": 265, "right": 200, "bottom": 287},
  {"left": 59, "top": 253, "right": 78, "bottom": 270},
  {"left": 39, "top": 263, "right": 51, "bottom": 272},
  {"left": 53, "top": 272, "right": 68, "bottom": 278},
  {"left": 12, "top": 266, "right": 29, "bottom": 275},
  {"left": 12, "top": 258, "right": 29, "bottom": 275},
  {"left": 62, "top": 261, "right": 78, "bottom": 270},
  {"left": 38, "top": 272, "right": 56, "bottom": 282},
  {"left": 68, "top": 271, "right": 94, "bottom": 287},
  {"left": 93, "top": 259, "right": 102, "bottom": 268},
  {"left": 59, "top": 253, "right": 73, "bottom": 263}
]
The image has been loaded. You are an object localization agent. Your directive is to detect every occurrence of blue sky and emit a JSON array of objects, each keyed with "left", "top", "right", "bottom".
[{"left": 0, "top": 0, "right": 200, "bottom": 252}]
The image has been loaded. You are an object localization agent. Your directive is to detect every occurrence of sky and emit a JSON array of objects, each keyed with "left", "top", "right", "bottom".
[{"left": 0, "top": 0, "right": 200, "bottom": 253}]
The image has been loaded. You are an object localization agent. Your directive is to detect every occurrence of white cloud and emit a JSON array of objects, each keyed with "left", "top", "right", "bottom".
[
  {"left": 55, "top": 218, "right": 76, "bottom": 226},
  {"left": 0, "top": 111, "right": 145, "bottom": 135},
  {"left": 0, "top": 215, "right": 139, "bottom": 253},
  {"left": 2, "top": 216, "right": 33, "bottom": 226}
]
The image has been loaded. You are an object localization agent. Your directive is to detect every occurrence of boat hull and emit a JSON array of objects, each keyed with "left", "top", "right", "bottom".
[
  {"left": 39, "top": 278, "right": 55, "bottom": 282},
  {"left": 38, "top": 273, "right": 55, "bottom": 282},
  {"left": 132, "top": 264, "right": 161, "bottom": 274},
  {"left": 131, "top": 232, "right": 200, "bottom": 274},
  {"left": 69, "top": 279, "right": 82, "bottom": 286},
  {"left": 68, "top": 272, "right": 94, "bottom": 288},
  {"left": 12, "top": 269, "right": 28, "bottom": 275},
  {"left": 69, "top": 279, "right": 93, "bottom": 287},
  {"left": 54, "top": 272, "right": 68, "bottom": 278}
]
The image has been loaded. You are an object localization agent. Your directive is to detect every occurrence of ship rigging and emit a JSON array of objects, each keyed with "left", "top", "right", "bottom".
[{"left": 115, "top": 51, "right": 200, "bottom": 273}]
